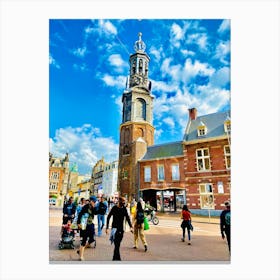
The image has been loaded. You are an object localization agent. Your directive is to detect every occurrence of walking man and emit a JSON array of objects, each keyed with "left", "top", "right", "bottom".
[
  {"left": 62, "top": 197, "right": 76, "bottom": 225},
  {"left": 97, "top": 196, "right": 108, "bottom": 236},
  {"left": 105, "top": 196, "right": 133, "bottom": 261},
  {"left": 220, "top": 201, "right": 231, "bottom": 253}
]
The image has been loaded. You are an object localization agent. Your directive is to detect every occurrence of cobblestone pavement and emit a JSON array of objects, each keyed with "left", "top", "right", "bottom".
[{"left": 49, "top": 208, "right": 229, "bottom": 263}]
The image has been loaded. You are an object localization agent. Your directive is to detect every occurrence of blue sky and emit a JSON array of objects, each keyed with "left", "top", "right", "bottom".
[{"left": 49, "top": 19, "right": 230, "bottom": 175}]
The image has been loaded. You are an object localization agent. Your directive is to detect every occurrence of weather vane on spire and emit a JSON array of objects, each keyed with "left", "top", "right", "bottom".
[{"left": 134, "top": 32, "right": 146, "bottom": 52}]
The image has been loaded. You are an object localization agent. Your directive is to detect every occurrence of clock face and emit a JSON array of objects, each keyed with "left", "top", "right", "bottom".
[{"left": 134, "top": 76, "right": 140, "bottom": 85}]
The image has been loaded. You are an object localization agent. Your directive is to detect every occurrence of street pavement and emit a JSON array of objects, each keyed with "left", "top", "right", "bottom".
[{"left": 49, "top": 208, "right": 230, "bottom": 263}]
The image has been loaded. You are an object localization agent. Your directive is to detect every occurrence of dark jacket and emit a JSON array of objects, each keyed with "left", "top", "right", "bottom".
[
  {"left": 220, "top": 209, "right": 230, "bottom": 234},
  {"left": 63, "top": 202, "right": 76, "bottom": 216},
  {"left": 106, "top": 205, "right": 132, "bottom": 231},
  {"left": 77, "top": 204, "right": 99, "bottom": 225}
]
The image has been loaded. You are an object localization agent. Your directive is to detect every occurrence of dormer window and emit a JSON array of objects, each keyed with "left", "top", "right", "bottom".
[
  {"left": 224, "top": 117, "right": 231, "bottom": 133},
  {"left": 197, "top": 121, "right": 207, "bottom": 136},
  {"left": 224, "top": 120, "right": 231, "bottom": 132}
]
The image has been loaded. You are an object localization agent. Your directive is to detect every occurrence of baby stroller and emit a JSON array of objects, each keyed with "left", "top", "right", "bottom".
[{"left": 58, "top": 221, "right": 75, "bottom": 250}]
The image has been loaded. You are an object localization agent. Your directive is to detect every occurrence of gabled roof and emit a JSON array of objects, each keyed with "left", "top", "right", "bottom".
[
  {"left": 141, "top": 141, "right": 184, "bottom": 161},
  {"left": 183, "top": 110, "right": 230, "bottom": 142}
]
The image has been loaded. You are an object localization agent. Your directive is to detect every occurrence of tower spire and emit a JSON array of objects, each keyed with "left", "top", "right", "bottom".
[{"left": 134, "top": 32, "right": 146, "bottom": 52}]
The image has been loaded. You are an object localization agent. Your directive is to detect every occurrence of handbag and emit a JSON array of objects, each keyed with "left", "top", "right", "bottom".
[{"left": 143, "top": 217, "right": 150, "bottom": 230}]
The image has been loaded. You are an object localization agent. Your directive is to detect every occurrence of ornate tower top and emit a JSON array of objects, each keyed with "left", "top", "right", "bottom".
[{"left": 134, "top": 32, "right": 146, "bottom": 53}]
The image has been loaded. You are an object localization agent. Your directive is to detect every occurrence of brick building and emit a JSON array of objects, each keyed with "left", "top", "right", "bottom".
[
  {"left": 183, "top": 108, "right": 231, "bottom": 215},
  {"left": 117, "top": 34, "right": 231, "bottom": 215}
]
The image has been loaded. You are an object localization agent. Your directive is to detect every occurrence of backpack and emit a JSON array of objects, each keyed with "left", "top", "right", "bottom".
[
  {"left": 225, "top": 211, "right": 231, "bottom": 226},
  {"left": 98, "top": 202, "right": 107, "bottom": 215},
  {"left": 136, "top": 211, "right": 144, "bottom": 224}
]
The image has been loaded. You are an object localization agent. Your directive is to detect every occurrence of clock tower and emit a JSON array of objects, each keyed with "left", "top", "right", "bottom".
[{"left": 118, "top": 33, "right": 155, "bottom": 201}]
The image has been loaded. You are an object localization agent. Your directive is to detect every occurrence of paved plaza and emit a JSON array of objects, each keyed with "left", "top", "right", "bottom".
[{"left": 49, "top": 208, "right": 230, "bottom": 263}]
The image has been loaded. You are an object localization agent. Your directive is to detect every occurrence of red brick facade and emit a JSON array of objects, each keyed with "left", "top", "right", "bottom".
[
  {"left": 139, "top": 156, "right": 185, "bottom": 191},
  {"left": 184, "top": 139, "right": 231, "bottom": 211}
]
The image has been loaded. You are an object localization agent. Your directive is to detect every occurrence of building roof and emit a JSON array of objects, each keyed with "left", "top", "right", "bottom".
[
  {"left": 183, "top": 110, "right": 230, "bottom": 142},
  {"left": 141, "top": 141, "right": 184, "bottom": 161}
]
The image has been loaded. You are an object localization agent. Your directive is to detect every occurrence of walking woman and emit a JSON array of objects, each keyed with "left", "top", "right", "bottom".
[
  {"left": 180, "top": 205, "right": 192, "bottom": 245},
  {"left": 133, "top": 201, "right": 148, "bottom": 252}
]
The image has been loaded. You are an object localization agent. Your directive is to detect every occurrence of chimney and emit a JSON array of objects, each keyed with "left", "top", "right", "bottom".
[{"left": 188, "top": 108, "right": 197, "bottom": 120}]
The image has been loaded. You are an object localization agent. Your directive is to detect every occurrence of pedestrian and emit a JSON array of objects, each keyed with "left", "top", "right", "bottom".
[
  {"left": 76, "top": 195, "right": 99, "bottom": 261},
  {"left": 130, "top": 199, "right": 137, "bottom": 224},
  {"left": 220, "top": 201, "right": 231, "bottom": 253},
  {"left": 133, "top": 202, "right": 148, "bottom": 251},
  {"left": 180, "top": 204, "right": 192, "bottom": 245},
  {"left": 97, "top": 196, "right": 108, "bottom": 236},
  {"left": 139, "top": 197, "right": 145, "bottom": 210},
  {"left": 105, "top": 196, "right": 133, "bottom": 261},
  {"left": 62, "top": 197, "right": 76, "bottom": 225}
]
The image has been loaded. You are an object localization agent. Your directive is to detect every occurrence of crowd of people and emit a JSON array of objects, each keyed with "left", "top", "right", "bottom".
[{"left": 60, "top": 195, "right": 231, "bottom": 261}]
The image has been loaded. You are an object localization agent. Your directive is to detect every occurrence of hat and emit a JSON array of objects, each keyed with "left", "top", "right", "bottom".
[{"left": 90, "top": 196, "right": 97, "bottom": 203}]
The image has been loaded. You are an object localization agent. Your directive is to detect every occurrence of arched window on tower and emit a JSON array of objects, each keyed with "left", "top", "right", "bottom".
[
  {"left": 139, "top": 59, "right": 143, "bottom": 74},
  {"left": 132, "top": 60, "right": 136, "bottom": 75},
  {"left": 135, "top": 98, "right": 146, "bottom": 121},
  {"left": 145, "top": 61, "right": 148, "bottom": 76}
]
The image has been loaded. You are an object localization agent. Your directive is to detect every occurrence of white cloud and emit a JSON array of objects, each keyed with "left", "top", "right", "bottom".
[
  {"left": 49, "top": 124, "right": 119, "bottom": 174},
  {"left": 187, "top": 33, "right": 209, "bottom": 52},
  {"left": 218, "top": 19, "right": 230, "bottom": 34},
  {"left": 101, "top": 74, "right": 126, "bottom": 89},
  {"left": 73, "top": 63, "right": 89, "bottom": 72},
  {"left": 171, "top": 23, "right": 184, "bottom": 40},
  {"left": 71, "top": 46, "right": 88, "bottom": 58},
  {"left": 163, "top": 117, "right": 175, "bottom": 130},
  {"left": 151, "top": 80, "right": 177, "bottom": 93},
  {"left": 214, "top": 40, "right": 230, "bottom": 65},
  {"left": 108, "top": 54, "right": 125, "bottom": 67},
  {"left": 184, "top": 58, "right": 214, "bottom": 82},
  {"left": 49, "top": 54, "right": 60, "bottom": 69},
  {"left": 209, "top": 67, "right": 230, "bottom": 88},
  {"left": 149, "top": 46, "right": 162, "bottom": 62},
  {"left": 181, "top": 49, "right": 195, "bottom": 57},
  {"left": 99, "top": 19, "right": 117, "bottom": 36}
]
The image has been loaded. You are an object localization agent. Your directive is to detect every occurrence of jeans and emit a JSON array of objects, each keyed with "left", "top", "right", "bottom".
[
  {"left": 97, "top": 214, "right": 105, "bottom": 236},
  {"left": 224, "top": 228, "right": 231, "bottom": 252},
  {"left": 181, "top": 220, "right": 191, "bottom": 241},
  {"left": 113, "top": 230, "right": 124, "bottom": 261}
]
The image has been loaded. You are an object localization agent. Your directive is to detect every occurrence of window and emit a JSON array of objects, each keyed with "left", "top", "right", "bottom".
[
  {"left": 224, "top": 145, "right": 231, "bottom": 169},
  {"left": 199, "top": 183, "right": 214, "bottom": 209},
  {"left": 49, "top": 182, "right": 57, "bottom": 190},
  {"left": 196, "top": 148, "right": 211, "bottom": 171},
  {"left": 135, "top": 98, "right": 146, "bottom": 120},
  {"left": 51, "top": 172, "right": 59, "bottom": 180},
  {"left": 197, "top": 121, "right": 207, "bottom": 136},
  {"left": 171, "top": 164, "right": 180, "bottom": 180},
  {"left": 122, "top": 169, "right": 128, "bottom": 180},
  {"left": 144, "top": 166, "right": 151, "bottom": 182},
  {"left": 157, "top": 165, "right": 165, "bottom": 181},
  {"left": 197, "top": 126, "right": 207, "bottom": 136},
  {"left": 224, "top": 120, "right": 231, "bottom": 133}
]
